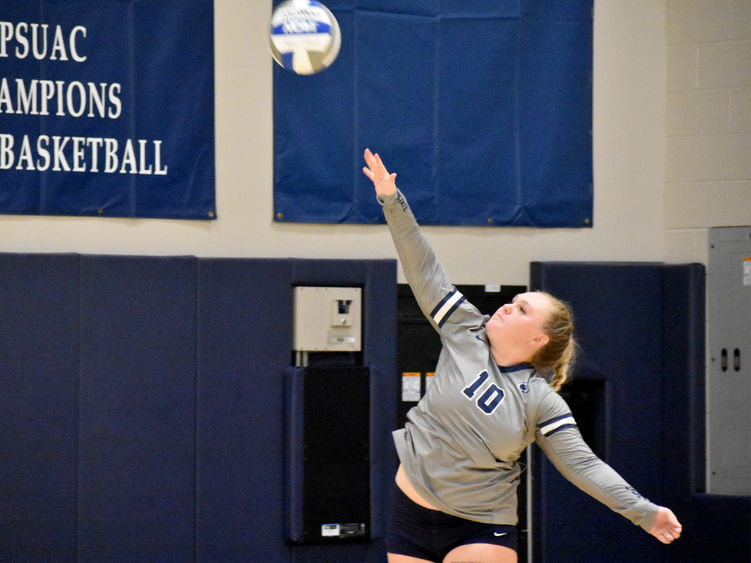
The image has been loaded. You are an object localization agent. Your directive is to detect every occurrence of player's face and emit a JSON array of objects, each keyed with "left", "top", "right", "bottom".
[{"left": 486, "top": 292, "right": 552, "bottom": 363}]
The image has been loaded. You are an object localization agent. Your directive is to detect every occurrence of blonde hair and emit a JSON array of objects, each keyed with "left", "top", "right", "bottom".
[{"left": 531, "top": 292, "right": 576, "bottom": 392}]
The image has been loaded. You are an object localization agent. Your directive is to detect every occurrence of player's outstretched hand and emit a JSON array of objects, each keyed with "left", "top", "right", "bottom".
[
  {"left": 362, "top": 148, "right": 397, "bottom": 199},
  {"left": 649, "top": 507, "right": 682, "bottom": 544}
]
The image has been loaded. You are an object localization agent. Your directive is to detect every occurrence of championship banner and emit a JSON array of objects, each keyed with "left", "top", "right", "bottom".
[{"left": 0, "top": 0, "right": 215, "bottom": 219}]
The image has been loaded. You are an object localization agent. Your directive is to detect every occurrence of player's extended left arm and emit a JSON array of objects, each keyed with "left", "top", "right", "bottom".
[{"left": 536, "top": 424, "right": 682, "bottom": 543}]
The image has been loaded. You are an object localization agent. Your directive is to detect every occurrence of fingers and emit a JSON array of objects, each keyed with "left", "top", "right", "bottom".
[
  {"left": 650, "top": 507, "right": 683, "bottom": 544},
  {"left": 363, "top": 148, "right": 388, "bottom": 173},
  {"left": 362, "top": 148, "right": 377, "bottom": 181},
  {"left": 362, "top": 148, "right": 397, "bottom": 196},
  {"left": 362, "top": 148, "right": 390, "bottom": 180},
  {"left": 374, "top": 152, "right": 385, "bottom": 171},
  {"left": 655, "top": 524, "right": 682, "bottom": 544},
  {"left": 363, "top": 147, "right": 374, "bottom": 167},
  {"left": 363, "top": 148, "right": 380, "bottom": 172},
  {"left": 659, "top": 531, "right": 680, "bottom": 544},
  {"left": 655, "top": 529, "right": 678, "bottom": 544}
]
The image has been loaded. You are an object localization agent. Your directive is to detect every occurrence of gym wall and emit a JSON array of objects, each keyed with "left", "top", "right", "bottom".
[
  {"left": 0, "top": 252, "right": 397, "bottom": 562},
  {"left": 531, "top": 261, "right": 750, "bottom": 562}
]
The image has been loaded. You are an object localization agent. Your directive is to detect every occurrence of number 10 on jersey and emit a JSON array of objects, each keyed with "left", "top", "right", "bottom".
[{"left": 462, "top": 371, "right": 505, "bottom": 415}]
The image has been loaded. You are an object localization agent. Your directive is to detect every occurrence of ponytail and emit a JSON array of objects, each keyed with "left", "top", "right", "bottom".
[{"left": 531, "top": 292, "right": 577, "bottom": 392}]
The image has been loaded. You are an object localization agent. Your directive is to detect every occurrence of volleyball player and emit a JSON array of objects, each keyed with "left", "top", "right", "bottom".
[{"left": 362, "top": 148, "right": 682, "bottom": 563}]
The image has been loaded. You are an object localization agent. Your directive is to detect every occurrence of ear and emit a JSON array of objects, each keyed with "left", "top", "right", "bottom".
[{"left": 533, "top": 333, "right": 549, "bottom": 348}]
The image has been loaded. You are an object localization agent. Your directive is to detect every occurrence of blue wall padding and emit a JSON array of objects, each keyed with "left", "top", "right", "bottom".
[
  {"left": 0, "top": 254, "right": 79, "bottom": 561},
  {"left": 662, "top": 265, "right": 706, "bottom": 497},
  {"left": 531, "top": 262, "right": 750, "bottom": 563},
  {"left": 78, "top": 255, "right": 197, "bottom": 560},
  {"left": 5, "top": 254, "right": 740, "bottom": 561},
  {"left": 195, "top": 258, "right": 294, "bottom": 561},
  {"left": 0, "top": 253, "right": 396, "bottom": 561},
  {"left": 531, "top": 263, "right": 664, "bottom": 561}
]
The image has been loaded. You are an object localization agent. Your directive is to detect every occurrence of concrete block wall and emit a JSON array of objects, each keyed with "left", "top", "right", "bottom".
[{"left": 665, "top": 0, "right": 751, "bottom": 263}]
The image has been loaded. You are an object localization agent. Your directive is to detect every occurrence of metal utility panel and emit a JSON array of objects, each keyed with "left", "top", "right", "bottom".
[
  {"left": 706, "top": 227, "right": 751, "bottom": 495},
  {"left": 293, "top": 286, "right": 362, "bottom": 352}
]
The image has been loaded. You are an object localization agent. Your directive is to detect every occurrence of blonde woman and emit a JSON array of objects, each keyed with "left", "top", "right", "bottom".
[{"left": 362, "top": 149, "right": 682, "bottom": 563}]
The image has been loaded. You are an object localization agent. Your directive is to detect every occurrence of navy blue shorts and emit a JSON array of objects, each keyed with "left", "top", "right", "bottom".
[{"left": 386, "top": 481, "right": 517, "bottom": 562}]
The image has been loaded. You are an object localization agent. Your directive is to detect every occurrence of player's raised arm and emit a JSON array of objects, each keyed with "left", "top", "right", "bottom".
[{"left": 362, "top": 148, "right": 483, "bottom": 335}]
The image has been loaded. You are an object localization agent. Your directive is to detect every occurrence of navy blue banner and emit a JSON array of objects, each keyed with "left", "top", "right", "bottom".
[
  {"left": 0, "top": 0, "right": 215, "bottom": 219},
  {"left": 273, "top": 1, "right": 592, "bottom": 228}
]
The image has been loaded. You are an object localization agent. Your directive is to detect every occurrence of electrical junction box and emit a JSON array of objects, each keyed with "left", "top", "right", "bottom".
[{"left": 293, "top": 286, "right": 362, "bottom": 352}]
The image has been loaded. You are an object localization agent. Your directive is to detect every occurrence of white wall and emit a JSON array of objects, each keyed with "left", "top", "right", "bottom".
[
  {"left": 1, "top": 1, "right": 672, "bottom": 286},
  {"left": 664, "top": 0, "right": 751, "bottom": 264}
]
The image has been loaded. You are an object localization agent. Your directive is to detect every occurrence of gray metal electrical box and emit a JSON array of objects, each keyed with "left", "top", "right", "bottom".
[
  {"left": 706, "top": 226, "right": 751, "bottom": 495},
  {"left": 293, "top": 286, "right": 362, "bottom": 352}
]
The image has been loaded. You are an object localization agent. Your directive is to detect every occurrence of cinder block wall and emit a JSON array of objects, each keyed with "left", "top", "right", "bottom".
[{"left": 665, "top": 0, "right": 751, "bottom": 263}]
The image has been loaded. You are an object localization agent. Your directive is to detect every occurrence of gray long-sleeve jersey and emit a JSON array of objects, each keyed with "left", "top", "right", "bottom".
[{"left": 381, "top": 188, "right": 659, "bottom": 532}]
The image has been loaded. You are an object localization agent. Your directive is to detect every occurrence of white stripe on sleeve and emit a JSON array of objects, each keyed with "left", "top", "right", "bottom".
[
  {"left": 539, "top": 414, "right": 577, "bottom": 437},
  {"left": 432, "top": 290, "right": 464, "bottom": 327}
]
